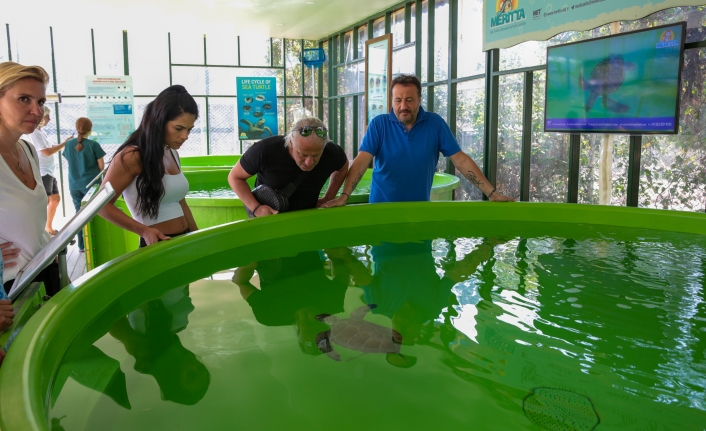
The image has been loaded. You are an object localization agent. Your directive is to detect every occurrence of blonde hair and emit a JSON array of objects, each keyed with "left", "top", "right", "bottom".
[{"left": 0, "top": 62, "right": 50, "bottom": 98}]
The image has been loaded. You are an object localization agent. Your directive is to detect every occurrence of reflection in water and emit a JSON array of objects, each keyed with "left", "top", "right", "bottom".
[
  {"left": 50, "top": 227, "right": 706, "bottom": 430},
  {"left": 109, "top": 286, "right": 211, "bottom": 406},
  {"left": 232, "top": 250, "right": 353, "bottom": 355}
]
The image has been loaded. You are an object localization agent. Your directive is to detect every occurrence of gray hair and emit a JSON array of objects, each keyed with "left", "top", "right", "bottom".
[
  {"left": 284, "top": 116, "right": 327, "bottom": 148},
  {"left": 43, "top": 105, "right": 51, "bottom": 116}
]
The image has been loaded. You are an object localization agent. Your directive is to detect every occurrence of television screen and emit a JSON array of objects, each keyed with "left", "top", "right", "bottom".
[{"left": 544, "top": 22, "right": 685, "bottom": 134}]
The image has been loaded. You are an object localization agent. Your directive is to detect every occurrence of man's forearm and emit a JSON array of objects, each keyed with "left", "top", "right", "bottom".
[
  {"left": 40, "top": 142, "right": 66, "bottom": 157},
  {"left": 231, "top": 179, "right": 260, "bottom": 211},
  {"left": 342, "top": 157, "right": 368, "bottom": 197}
]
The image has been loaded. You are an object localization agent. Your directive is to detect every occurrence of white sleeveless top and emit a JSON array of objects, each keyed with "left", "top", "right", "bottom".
[
  {"left": 0, "top": 141, "right": 50, "bottom": 283},
  {"left": 123, "top": 148, "right": 189, "bottom": 226}
]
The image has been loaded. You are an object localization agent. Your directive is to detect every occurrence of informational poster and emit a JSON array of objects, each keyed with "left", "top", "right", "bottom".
[
  {"left": 365, "top": 34, "right": 392, "bottom": 126},
  {"left": 237, "top": 77, "right": 278, "bottom": 140},
  {"left": 483, "top": 0, "right": 703, "bottom": 51},
  {"left": 85, "top": 76, "right": 135, "bottom": 145}
]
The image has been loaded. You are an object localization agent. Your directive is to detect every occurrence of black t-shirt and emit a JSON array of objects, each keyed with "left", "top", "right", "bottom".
[{"left": 239, "top": 136, "right": 347, "bottom": 211}]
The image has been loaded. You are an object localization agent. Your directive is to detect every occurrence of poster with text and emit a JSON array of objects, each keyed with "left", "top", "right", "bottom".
[
  {"left": 366, "top": 36, "right": 391, "bottom": 126},
  {"left": 85, "top": 76, "right": 135, "bottom": 145},
  {"left": 237, "top": 77, "right": 278, "bottom": 140},
  {"left": 483, "top": 0, "right": 703, "bottom": 51}
]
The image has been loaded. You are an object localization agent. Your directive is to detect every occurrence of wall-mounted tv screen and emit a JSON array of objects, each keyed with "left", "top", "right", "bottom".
[{"left": 544, "top": 22, "right": 685, "bottom": 134}]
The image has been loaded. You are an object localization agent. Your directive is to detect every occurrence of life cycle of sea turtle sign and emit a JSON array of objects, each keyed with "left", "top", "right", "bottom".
[
  {"left": 237, "top": 77, "right": 278, "bottom": 140},
  {"left": 482, "top": 0, "right": 704, "bottom": 51}
]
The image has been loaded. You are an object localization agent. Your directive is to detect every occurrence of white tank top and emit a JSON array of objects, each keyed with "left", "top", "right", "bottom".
[
  {"left": 0, "top": 141, "right": 50, "bottom": 283},
  {"left": 123, "top": 148, "right": 189, "bottom": 226}
]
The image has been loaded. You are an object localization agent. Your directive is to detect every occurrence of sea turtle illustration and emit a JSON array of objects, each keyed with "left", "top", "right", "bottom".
[
  {"left": 579, "top": 54, "right": 635, "bottom": 114},
  {"left": 498, "top": 0, "right": 514, "bottom": 14},
  {"left": 316, "top": 304, "right": 406, "bottom": 362}
]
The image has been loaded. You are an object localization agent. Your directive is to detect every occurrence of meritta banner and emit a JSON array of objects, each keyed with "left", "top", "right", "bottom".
[{"left": 483, "top": 0, "right": 703, "bottom": 51}]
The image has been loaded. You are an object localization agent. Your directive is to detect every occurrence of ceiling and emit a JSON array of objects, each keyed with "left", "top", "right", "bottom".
[{"left": 4, "top": 0, "right": 405, "bottom": 41}]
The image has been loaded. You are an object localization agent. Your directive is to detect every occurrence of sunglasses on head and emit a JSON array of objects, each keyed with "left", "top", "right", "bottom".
[{"left": 296, "top": 126, "right": 328, "bottom": 138}]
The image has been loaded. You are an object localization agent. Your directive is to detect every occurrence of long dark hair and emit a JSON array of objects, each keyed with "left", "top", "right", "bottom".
[{"left": 115, "top": 85, "right": 198, "bottom": 218}]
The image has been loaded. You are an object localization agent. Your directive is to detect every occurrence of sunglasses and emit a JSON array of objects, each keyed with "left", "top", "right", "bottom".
[{"left": 296, "top": 126, "right": 328, "bottom": 138}]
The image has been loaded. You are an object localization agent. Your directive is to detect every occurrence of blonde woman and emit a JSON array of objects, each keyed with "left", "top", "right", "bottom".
[{"left": 0, "top": 61, "right": 61, "bottom": 295}]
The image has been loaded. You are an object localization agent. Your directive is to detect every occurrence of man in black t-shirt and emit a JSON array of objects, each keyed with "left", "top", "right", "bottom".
[{"left": 228, "top": 117, "right": 348, "bottom": 216}]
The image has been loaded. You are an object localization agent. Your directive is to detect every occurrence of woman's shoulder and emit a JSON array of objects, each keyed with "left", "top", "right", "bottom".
[{"left": 113, "top": 146, "right": 142, "bottom": 171}]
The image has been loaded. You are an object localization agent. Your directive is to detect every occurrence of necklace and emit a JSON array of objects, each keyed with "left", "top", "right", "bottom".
[{"left": 1, "top": 141, "right": 25, "bottom": 175}]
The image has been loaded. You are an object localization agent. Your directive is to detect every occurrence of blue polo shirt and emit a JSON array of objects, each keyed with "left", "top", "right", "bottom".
[{"left": 359, "top": 106, "right": 461, "bottom": 203}]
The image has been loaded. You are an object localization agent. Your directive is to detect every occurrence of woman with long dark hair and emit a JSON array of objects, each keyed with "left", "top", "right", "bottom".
[
  {"left": 99, "top": 85, "right": 199, "bottom": 247},
  {"left": 63, "top": 117, "right": 105, "bottom": 252}
]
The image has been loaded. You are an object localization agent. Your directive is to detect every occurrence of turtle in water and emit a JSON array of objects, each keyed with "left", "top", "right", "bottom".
[
  {"left": 578, "top": 54, "right": 635, "bottom": 114},
  {"left": 316, "top": 304, "right": 408, "bottom": 364}
]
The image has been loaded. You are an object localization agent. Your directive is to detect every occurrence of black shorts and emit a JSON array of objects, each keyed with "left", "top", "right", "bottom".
[{"left": 41, "top": 175, "right": 59, "bottom": 196}]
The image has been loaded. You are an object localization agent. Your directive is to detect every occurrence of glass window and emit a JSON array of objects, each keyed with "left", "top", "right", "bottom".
[
  {"left": 496, "top": 74, "right": 523, "bottom": 199},
  {"left": 343, "top": 31, "right": 354, "bottom": 63},
  {"left": 170, "top": 31, "right": 204, "bottom": 65},
  {"left": 93, "top": 29, "right": 124, "bottom": 76},
  {"left": 12, "top": 26, "right": 54, "bottom": 88},
  {"left": 129, "top": 29, "right": 170, "bottom": 95},
  {"left": 345, "top": 97, "right": 354, "bottom": 161},
  {"left": 286, "top": 98, "right": 304, "bottom": 130},
  {"left": 271, "top": 39, "right": 284, "bottom": 68},
  {"left": 373, "top": 17, "right": 386, "bottom": 38},
  {"left": 0, "top": 26, "right": 8, "bottom": 62},
  {"left": 432, "top": 85, "right": 449, "bottom": 173},
  {"left": 172, "top": 66, "right": 207, "bottom": 95},
  {"left": 457, "top": 0, "right": 485, "bottom": 78},
  {"left": 639, "top": 47, "right": 706, "bottom": 211},
  {"left": 419, "top": 1, "right": 429, "bottom": 82},
  {"left": 180, "top": 97, "right": 208, "bottom": 156},
  {"left": 434, "top": 0, "right": 449, "bottom": 82},
  {"left": 529, "top": 71, "right": 569, "bottom": 203},
  {"left": 52, "top": 27, "right": 94, "bottom": 96},
  {"left": 239, "top": 37, "right": 271, "bottom": 67},
  {"left": 392, "top": 8, "right": 406, "bottom": 47},
  {"left": 410, "top": 5, "right": 416, "bottom": 45},
  {"left": 578, "top": 135, "right": 628, "bottom": 206},
  {"left": 322, "top": 41, "right": 329, "bottom": 98},
  {"left": 209, "top": 99, "right": 238, "bottom": 155},
  {"left": 303, "top": 40, "right": 318, "bottom": 98},
  {"left": 393, "top": 46, "right": 416, "bottom": 76},
  {"left": 358, "top": 26, "right": 368, "bottom": 59},
  {"left": 358, "top": 94, "right": 366, "bottom": 154},
  {"left": 205, "top": 29, "right": 238, "bottom": 66},
  {"left": 455, "top": 79, "right": 485, "bottom": 201},
  {"left": 285, "top": 39, "right": 303, "bottom": 96}
]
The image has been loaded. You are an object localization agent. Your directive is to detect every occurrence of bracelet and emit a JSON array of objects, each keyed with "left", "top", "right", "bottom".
[
  {"left": 487, "top": 188, "right": 496, "bottom": 199},
  {"left": 341, "top": 192, "right": 350, "bottom": 199},
  {"left": 252, "top": 204, "right": 262, "bottom": 215}
]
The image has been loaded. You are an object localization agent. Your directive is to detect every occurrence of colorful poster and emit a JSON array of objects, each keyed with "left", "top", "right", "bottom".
[
  {"left": 85, "top": 76, "right": 135, "bottom": 145},
  {"left": 483, "top": 0, "right": 703, "bottom": 51},
  {"left": 367, "top": 37, "right": 390, "bottom": 125},
  {"left": 237, "top": 77, "right": 278, "bottom": 140}
]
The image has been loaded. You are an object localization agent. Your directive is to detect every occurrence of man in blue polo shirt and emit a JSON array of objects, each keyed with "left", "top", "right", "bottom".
[{"left": 322, "top": 74, "right": 512, "bottom": 206}]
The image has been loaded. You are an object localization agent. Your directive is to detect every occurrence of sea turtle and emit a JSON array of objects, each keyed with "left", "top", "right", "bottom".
[
  {"left": 578, "top": 54, "right": 635, "bottom": 114},
  {"left": 316, "top": 304, "right": 405, "bottom": 362}
]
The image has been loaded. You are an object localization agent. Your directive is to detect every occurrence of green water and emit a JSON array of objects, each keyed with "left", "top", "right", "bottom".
[
  {"left": 49, "top": 223, "right": 706, "bottom": 430},
  {"left": 185, "top": 181, "right": 372, "bottom": 199}
]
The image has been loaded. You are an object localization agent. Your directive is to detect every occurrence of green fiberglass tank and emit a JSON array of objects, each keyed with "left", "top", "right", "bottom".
[
  {"left": 1, "top": 202, "right": 705, "bottom": 431},
  {"left": 83, "top": 166, "right": 459, "bottom": 269}
]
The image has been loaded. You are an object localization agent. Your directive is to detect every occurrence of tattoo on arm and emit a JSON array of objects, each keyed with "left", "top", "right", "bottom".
[
  {"left": 350, "top": 172, "right": 364, "bottom": 193},
  {"left": 463, "top": 170, "right": 484, "bottom": 188}
]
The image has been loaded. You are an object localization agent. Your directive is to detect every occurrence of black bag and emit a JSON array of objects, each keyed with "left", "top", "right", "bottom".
[{"left": 246, "top": 171, "right": 309, "bottom": 218}]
